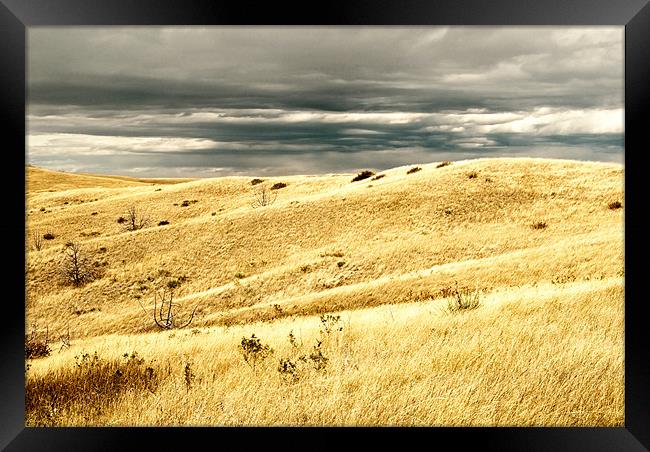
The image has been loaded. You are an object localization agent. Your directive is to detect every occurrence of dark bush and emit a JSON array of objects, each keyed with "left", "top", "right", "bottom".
[
  {"left": 116, "top": 216, "right": 126, "bottom": 224},
  {"left": 371, "top": 174, "right": 385, "bottom": 181},
  {"left": 270, "top": 182, "right": 287, "bottom": 190},
  {"left": 467, "top": 171, "right": 478, "bottom": 179},
  {"left": 158, "top": 220, "right": 170, "bottom": 226},
  {"left": 608, "top": 201, "right": 622, "bottom": 210},
  {"left": 43, "top": 232, "right": 55, "bottom": 240},
  {"left": 407, "top": 166, "right": 422, "bottom": 174},
  {"left": 352, "top": 170, "right": 375, "bottom": 182},
  {"left": 436, "top": 161, "right": 452, "bottom": 168},
  {"left": 251, "top": 178, "right": 264, "bottom": 185},
  {"left": 531, "top": 221, "right": 547, "bottom": 230}
]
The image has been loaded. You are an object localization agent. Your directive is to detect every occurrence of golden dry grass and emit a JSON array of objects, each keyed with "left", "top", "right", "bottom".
[{"left": 24, "top": 157, "right": 624, "bottom": 426}]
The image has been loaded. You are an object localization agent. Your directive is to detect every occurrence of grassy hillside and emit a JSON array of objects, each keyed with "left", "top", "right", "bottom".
[{"left": 24, "top": 158, "right": 624, "bottom": 426}]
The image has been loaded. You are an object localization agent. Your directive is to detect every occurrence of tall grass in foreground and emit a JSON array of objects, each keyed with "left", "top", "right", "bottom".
[{"left": 26, "top": 279, "right": 624, "bottom": 427}]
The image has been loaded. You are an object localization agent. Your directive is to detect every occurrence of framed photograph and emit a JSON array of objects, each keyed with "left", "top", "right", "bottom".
[{"left": 2, "top": 0, "right": 648, "bottom": 449}]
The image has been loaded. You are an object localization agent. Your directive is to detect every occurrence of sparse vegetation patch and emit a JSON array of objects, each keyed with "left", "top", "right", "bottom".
[
  {"left": 608, "top": 201, "right": 622, "bottom": 210},
  {"left": 407, "top": 166, "right": 422, "bottom": 174}
]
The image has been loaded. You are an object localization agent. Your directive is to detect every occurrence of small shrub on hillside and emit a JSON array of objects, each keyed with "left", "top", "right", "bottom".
[
  {"left": 158, "top": 220, "right": 170, "bottom": 226},
  {"left": 608, "top": 201, "right": 622, "bottom": 210},
  {"left": 58, "top": 241, "right": 101, "bottom": 287},
  {"left": 122, "top": 206, "right": 149, "bottom": 231},
  {"left": 277, "top": 358, "right": 301, "bottom": 383},
  {"left": 271, "top": 182, "right": 287, "bottom": 190},
  {"left": 309, "top": 340, "right": 329, "bottom": 371},
  {"left": 371, "top": 174, "right": 385, "bottom": 181},
  {"left": 43, "top": 232, "right": 55, "bottom": 240},
  {"left": 116, "top": 216, "right": 126, "bottom": 224},
  {"left": 351, "top": 170, "right": 375, "bottom": 182},
  {"left": 25, "top": 326, "right": 51, "bottom": 359},
  {"left": 531, "top": 221, "right": 547, "bottom": 230},
  {"left": 31, "top": 229, "right": 44, "bottom": 251},
  {"left": 437, "top": 161, "right": 452, "bottom": 168},
  {"left": 407, "top": 166, "right": 422, "bottom": 174},
  {"left": 251, "top": 178, "right": 264, "bottom": 185},
  {"left": 184, "top": 362, "right": 194, "bottom": 391},
  {"left": 240, "top": 334, "right": 273, "bottom": 371},
  {"left": 467, "top": 171, "right": 478, "bottom": 179},
  {"left": 251, "top": 186, "right": 277, "bottom": 208},
  {"left": 320, "top": 314, "right": 343, "bottom": 336}
]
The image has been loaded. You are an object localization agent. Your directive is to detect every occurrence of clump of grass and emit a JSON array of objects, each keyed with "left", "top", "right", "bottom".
[
  {"left": 407, "top": 166, "right": 422, "bottom": 174},
  {"left": 608, "top": 201, "right": 622, "bottom": 210},
  {"left": 467, "top": 171, "right": 478, "bottom": 179},
  {"left": 447, "top": 284, "right": 481, "bottom": 313},
  {"left": 270, "top": 182, "right": 287, "bottom": 190},
  {"left": 158, "top": 220, "right": 170, "bottom": 226},
  {"left": 251, "top": 178, "right": 264, "bottom": 185},
  {"left": 351, "top": 170, "right": 375, "bottom": 182},
  {"left": 235, "top": 272, "right": 246, "bottom": 279},
  {"left": 43, "top": 232, "right": 55, "bottom": 240},
  {"left": 26, "top": 351, "right": 159, "bottom": 426},
  {"left": 531, "top": 221, "right": 547, "bottom": 230},
  {"left": 116, "top": 216, "right": 126, "bottom": 224},
  {"left": 91, "top": 212, "right": 98, "bottom": 216},
  {"left": 180, "top": 200, "right": 199, "bottom": 207},
  {"left": 371, "top": 174, "right": 385, "bottom": 181},
  {"left": 320, "top": 251, "right": 344, "bottom": 258},
  {"left": 436, "top": 161, "right": 452, "bottom": 168}
]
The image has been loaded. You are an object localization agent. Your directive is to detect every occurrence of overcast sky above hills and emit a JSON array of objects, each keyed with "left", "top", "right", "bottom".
[{"left": 27, "top": 27, "right": 623, "bottom": 177}]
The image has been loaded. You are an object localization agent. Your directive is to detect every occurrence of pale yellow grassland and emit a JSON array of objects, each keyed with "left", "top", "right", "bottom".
[{"left": 25, "top": 158, "right": 624, "bottom": 426}]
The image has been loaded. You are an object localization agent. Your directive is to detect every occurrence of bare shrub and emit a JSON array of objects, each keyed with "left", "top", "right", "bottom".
[
  {"left": 251, "top": 185, "right": 277, "bottom": 208},
  {"left": 31, "top": 229, "right": 44, "bottom": 251},
  {"left": 58, "top": 242, "right": 100, "bottom": 287},
  {"left": 123, "top": 206, "right": 149, "bottom": 231},
  {"left": 140, "top": 280, "right": 197, "bottom": 330}
]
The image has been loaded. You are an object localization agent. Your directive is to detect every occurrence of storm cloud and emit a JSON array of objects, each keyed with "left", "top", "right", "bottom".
[{"left": 27, "top": 27, "right": 623, "bottom": 177}]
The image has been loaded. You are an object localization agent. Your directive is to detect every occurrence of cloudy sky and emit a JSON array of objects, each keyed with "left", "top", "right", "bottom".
[{"left": 27, "top": 27, "right": 623, "bottom": 177}]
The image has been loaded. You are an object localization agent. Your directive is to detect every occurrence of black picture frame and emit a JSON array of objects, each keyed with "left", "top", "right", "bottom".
[{"left": 2, "top": 0, "right": 648, "bottom": 450}]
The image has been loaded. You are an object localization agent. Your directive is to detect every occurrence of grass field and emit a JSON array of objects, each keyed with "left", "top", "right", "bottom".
[{"left": 24, "top": 157, "right": 624, "bottom": 426}]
